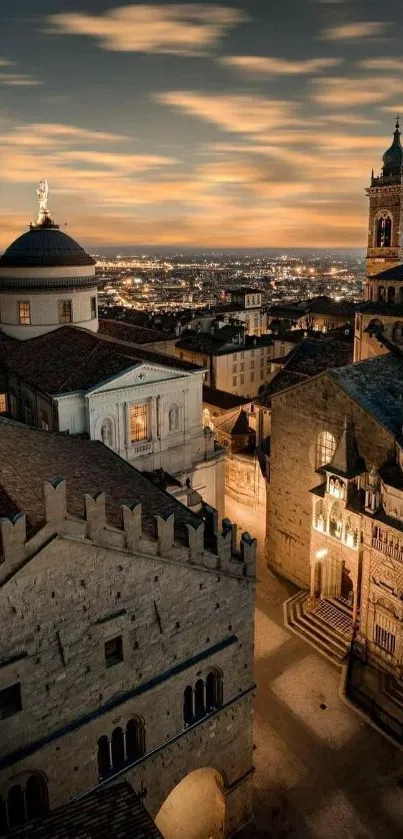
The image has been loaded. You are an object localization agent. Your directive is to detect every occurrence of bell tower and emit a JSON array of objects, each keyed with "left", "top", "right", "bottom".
[{"left": 366, "top": 119, "right": 403, "bottom": 279}]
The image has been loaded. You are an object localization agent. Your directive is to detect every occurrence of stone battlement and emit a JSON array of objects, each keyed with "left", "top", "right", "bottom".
[{"left": 0, "top": 479, "right": 256, "bottom": 585}]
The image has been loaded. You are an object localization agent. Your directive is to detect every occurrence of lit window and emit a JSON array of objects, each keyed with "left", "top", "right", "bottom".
[
  {"left": 130, "top": 404, "right": 148, "bottom": 443},
  {"left": 18, "top": 302, "right": 31, "bottom": 325},
  {"left": 0, "top": 394, "right": 6, "bottom": 413},
  {"left": 91, "top": 296, "right": 97, "bottom": 319},
  {"left": 0, "top": 683, "right": 22, "bottom": 719},
  {"left": 316, "top": 430, "right": 336, "bottom": 469},
  {"left": 104, "top": 636, "right": 123, "bottom": 668},
  {"left": 58, "top": 300, "right": 72, "bottom": 324}
]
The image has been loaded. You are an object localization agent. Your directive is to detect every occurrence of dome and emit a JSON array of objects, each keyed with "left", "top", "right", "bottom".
[
  {"left": 382, "top": 119, "right": 403, "bottom": 176},
  {"left": 0, "top": 225, "right": 95, "bottom": 268}
]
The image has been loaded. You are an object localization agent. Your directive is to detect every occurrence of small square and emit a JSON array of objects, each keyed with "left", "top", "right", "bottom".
[
  {"left": 104, "top": 636, "right": 123, "bottom": 668},
  {"left": 0, "top": 683, "right": 22, "bottom": 719}
]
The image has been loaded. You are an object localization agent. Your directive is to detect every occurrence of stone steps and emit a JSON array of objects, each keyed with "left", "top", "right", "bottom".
[{"left": 284, "top": 592, "right": 351, "bottom": 667}]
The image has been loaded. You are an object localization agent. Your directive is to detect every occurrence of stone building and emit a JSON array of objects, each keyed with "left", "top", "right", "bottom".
[
  {"left": 0, "top": 188, "right": 225, "bottom": 518},
  {"left": 0, "top": 422, "right": 255, "bottom": 837},
  {"left": 176, "top": 324, "right": 273, "bottom": 399}
]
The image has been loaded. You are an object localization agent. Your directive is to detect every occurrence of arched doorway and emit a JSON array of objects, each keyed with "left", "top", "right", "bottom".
[
  {"left": 341, "top": 563, "right": 353, "bottom": 603},
  {"left": 155, "top": 767, "right": 225, "bottom": 839}
]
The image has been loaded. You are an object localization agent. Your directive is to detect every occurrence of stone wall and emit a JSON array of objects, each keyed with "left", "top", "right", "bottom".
[
  {"left": 0, "top": 483, "right": 255, "bottom": 836},
  {"left": 267, "top": 373, "right": 395, "bottom": 587}
]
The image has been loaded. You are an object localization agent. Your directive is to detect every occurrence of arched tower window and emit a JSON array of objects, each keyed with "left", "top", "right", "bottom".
[
  {"left": 368, "top": 318, "right": 384, "bottom": 335},
  {"left": 206, "top": 669, "right": 223, "bottom": 711},
  {"left": 97, "top": 735, "right": 110, "bottom": 778},
  {"left": 183, "top": 685, "right": 193, "bottom": 725},
  {"left": 126, "top": 717, "right": 146, "bottom": 761},
  {"left": 194, "top": 679, "right": 205, "bottom": 720},
  {"left": 316, "top": 431, "right": 336, "bottom": 469},
  {"left": 25, "top": 774, "right": 48, "bottom": 821},
  {"left": 375, "top": 213, "right": 392, "bottom": 248},
  {"left": 111, "top": 727, "right": 125, "bottom": 769},
  {"left": 7, "top": 786, "right": 25, "bottom": 829}
]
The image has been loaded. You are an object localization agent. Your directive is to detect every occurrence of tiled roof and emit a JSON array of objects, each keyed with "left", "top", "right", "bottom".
[
  {"left": 372, "top": 264, "right": 403, "bottom": 281},
  {"left": 330, "top": 353, "right": 403, "bottom": 436},
  {"left": 307, "top": 295, "right": 356, "bottom": 317},
  {"left": 203, "top": 385, "right": 250, "bottom": 410},
  {"left": 214, "top": 408, "right": 251, "bottom": 435},
  {"left": 99, "top": 318, "right": 174, "bottom": 345},
  {"left": 2, "top": 325, "right": 202, "bottom": 395},
  {"left": 255, "top": 369, "right": 303, "bottom": 407},
  {"left": 9, "top": 782, "right": 163, "bottom": 838},
  {"left": 0, "top": 421, "right": 201, "bottom": 541},
  {"left": 356, "top": 301, "right": 403, "bottom": 316}
]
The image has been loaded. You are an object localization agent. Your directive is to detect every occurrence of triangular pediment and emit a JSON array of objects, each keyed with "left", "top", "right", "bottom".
[{"left": 86, "top": 363, "right": 189, "bottom": 394}]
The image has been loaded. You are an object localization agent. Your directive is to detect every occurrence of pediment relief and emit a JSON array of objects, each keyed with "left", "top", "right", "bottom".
[{"left": 88, "top": 363, "right": 187, "bottom": 394}]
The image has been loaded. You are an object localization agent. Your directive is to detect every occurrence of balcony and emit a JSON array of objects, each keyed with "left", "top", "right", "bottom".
[{"left": 372, "top": 538, "right": 403, "bottom": 564}]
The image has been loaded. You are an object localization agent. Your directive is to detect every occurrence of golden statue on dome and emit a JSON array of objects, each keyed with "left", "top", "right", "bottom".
[{"left": 33, "top": 178, "right": 57, "bottom": 228}]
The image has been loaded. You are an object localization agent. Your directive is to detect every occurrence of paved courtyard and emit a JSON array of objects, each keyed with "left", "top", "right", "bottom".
[{"left": 239, "top": 556, "right": 403, "bottom": 839}]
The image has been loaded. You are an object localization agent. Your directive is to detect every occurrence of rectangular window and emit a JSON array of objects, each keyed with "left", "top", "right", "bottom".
[
  {"left": 251, "top": 360, "right": 255, "bottom": 369},
  {"left": 91, "top": 296, "right": 97, "bottom": 319},
  {"left": 240, "top": 363, "right": 244, "bottom": 372},
  {"left": 0, "top": 683, "right": 22, "bottom": 719},
  {"left": 232, "top": 364, "right": 237, "bottom": 373},
  {"left": 130, "top": 404, "right": 148, "bottom": 443},
  {"left": 251, "top": 349, "right": 255, "bottom": 357},
  {"left": 375, "top": 624, "right": 396, "bottom": 656},
  {"left": 260, "top": 348, "right": 264, "bottom": 356},
  {"left": 104, "top": 636, "right": 123, "bottom": 668},
  {"left": 0, "top": 394, "right": 6, "bottom": 413},
  {"left": 232, "top": 376, "right": 237, "bottom": 386},
  {"left": 240, "top": 374, "right": 244, "bottom": 384},
  {"left": 58, "top": 300, "right": 72, "bottom": 324},
  {"left": 18, "top": 302, "right": 31, "bottom": 325},
  {"left": 251, "top": 372, "right": 255, "bottom": 383}
]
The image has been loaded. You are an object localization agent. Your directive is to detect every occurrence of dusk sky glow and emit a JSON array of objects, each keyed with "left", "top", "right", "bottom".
[{"left": 1, "top": 0, "right": 403, "bottom": 248}]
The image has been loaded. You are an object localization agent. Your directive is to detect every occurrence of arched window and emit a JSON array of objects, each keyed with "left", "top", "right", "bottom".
[
  {"left": 388, "top": 286, "right": 395, "bottom": 304},
  {"left": 183, "top": 685, "right": 193, "bottom": 725},
  {"left": 368, "top": 318, "right": 384, "bottom": 335},
  {"left": 316, "top": 431, "right": 336, "bottom": 469},
  {"left": 194, "top": 679, "right": 205, "bottom": 720},
  {"left": 168, "top": 405, "right": 180, "bottom": 432},
  {"left": 376, "top": 213, "right": 392, "bottom": 248},
  {"left": 206, "top": 669, "right": 223, "bottom": 712},
  {"left": 25, "top": 774, "right": 48, "bottom": 821},
  {"left": 111, "top": 727, "right": 125, "bottom": 769},
  {"left": 7, "top": 785, "right": 25, "bottom": 829},
  {"left": 126, "top": 717, "right": 146, "bottom": 761},
  {"left": 97, "top": 735, "right": 110, "bottom": 778},
  {"left": 329, "top": 501, "right": 342, "bottom": 540}
]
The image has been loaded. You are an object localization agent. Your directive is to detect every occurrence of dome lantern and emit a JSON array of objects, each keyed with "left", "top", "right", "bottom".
[{"left": 382, "top": 117, "right": 403, "bottom": 178}]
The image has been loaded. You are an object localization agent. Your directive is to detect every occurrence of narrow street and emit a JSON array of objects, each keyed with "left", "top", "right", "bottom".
[{"left": 239, "top": 551, "right": 403, "bottom": 838}]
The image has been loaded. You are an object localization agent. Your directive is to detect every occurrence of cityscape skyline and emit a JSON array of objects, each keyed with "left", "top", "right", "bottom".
[{"left": 1, "top": 0, "right": 403, "bottom": 249}]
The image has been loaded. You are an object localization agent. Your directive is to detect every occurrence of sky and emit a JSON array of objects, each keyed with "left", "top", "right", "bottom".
[{"left": 1, "top": 0, "right": 403, "bottom": 249}]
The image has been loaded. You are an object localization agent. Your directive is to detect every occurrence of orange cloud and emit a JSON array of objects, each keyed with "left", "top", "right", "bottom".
[
  {"left": 311, "top": 76, "right": 400, "bottom": 106},
  {"left": 322, "top": 21, "right": 389, "bottom": 40},
  {"left": 221, "top": 55, "right": 342, "bottom": 75},
  {"left": 360, "top": 58, "right": 403, "bottom": 72},
  {"left": 48, "top": 4, "right": 246, "bottom": 56},
  {"left": 155, "top": 91, "right": 295, "bottom": 134}
]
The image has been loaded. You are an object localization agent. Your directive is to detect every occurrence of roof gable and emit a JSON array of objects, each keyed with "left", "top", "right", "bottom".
[{"left": 86, "top": 362, "right": 189, "bottom": 395}]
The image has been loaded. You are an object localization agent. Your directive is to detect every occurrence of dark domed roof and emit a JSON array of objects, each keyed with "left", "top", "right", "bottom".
[
  {"left": 382, "top": 120, "right": 403, "bottom": 176},
  {"left": 0, "top": 225, "right": 95, "bottom": 268}
]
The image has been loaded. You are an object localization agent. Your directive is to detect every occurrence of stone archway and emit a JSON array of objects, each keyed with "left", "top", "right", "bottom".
[{"left": 154, "top": 767, "right": 225, "bottom": 839}]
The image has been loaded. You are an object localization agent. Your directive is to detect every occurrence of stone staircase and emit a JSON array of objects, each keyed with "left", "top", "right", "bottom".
[{"left": 284, "top": 591, "right": 352, "bottom": 667}]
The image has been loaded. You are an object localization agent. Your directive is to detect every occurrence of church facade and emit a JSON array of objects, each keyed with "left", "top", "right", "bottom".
[{"left": 0, "top": 188, "right": 225, "bottom": 518}]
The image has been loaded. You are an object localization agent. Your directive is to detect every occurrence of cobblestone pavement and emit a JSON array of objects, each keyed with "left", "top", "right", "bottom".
[{"left": 238, "top": 554, "right": 403, "bottom": 839}]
